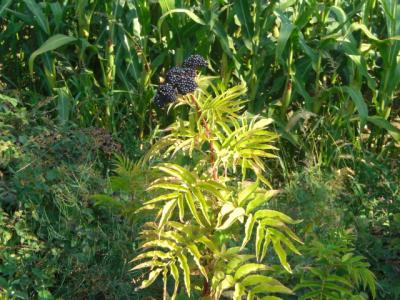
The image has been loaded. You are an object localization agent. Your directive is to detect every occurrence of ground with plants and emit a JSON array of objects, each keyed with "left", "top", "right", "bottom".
[{"left": 0, "top": 1, "right": 399, "bottom": 299}]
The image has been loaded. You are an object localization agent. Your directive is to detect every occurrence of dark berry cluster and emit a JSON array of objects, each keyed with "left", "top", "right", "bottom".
[
  {"left": 182, "top": 54, "right": 208, "bottom": 69},
  {"left": 165, "top": 67, "right": 196, "bottom": 84},
  {"left": 154, "top": 83, "right": 177, "bottom": 108},
  {"left": 166, "top": 67, "right": 197, "bottom": 95},
  {"left": 154, "top": 54, "right": 207, "bottom": 108}
]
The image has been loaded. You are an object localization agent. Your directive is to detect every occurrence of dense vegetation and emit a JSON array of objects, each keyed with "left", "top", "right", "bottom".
[{"left": 1, "top": 0, "right": 399, "bottom": 299}]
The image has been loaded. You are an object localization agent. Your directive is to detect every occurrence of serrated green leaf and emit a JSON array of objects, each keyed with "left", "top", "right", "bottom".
[
  {"left": 131, "top": 260, "right": 165, "bottom": 271},
  {"left": 217, "top": 207, "right": 246, "bottom": 230},
  {"left": 297, "top": 289, "right": 323, "bottom": 300},
  {"left": 141, "top": 239, "right": 179, "bottom": 251},
  {"left": 177, "top": 253, "right": 191, "bottom": 296},
  {"left": 177, "top": 195, "right": 185, "bottom": 222},
  {"left": 268, "top": 228, "right": 301, "bottom": 255},
  {"left": 143, "top": 192, "right": 180, "bottom": 205},
  {"left": 185, "top": 192, "right": 206, "bottom": 227},
  {"left": 241, "top": 275, "right": 282, "bottom": 287},
  {"left": 238, "top": 181, "right": 259, "bottom": 206},
  {"left": 192, "top": 188, "right": 211, "bottom": 225},
  {"left": 226, "top": 255, "right": 255, "bottom": 274},
  {"left": 260, "top": 230, "right": 271, "bottom": 262},
  {"left": 234, "top": 263, "right": 269, "bottom": 281},
  {"left": 149, "top": 183, "right": 189, "bottom": 193},
  {"left": 187, "top": 243, "right": 208, "bottom": 279},
  {"left": 158, "top": 199, "right": 177, "bottom": 229},
  {"left": 216, "top": 275, "right": 235, "bottom": 299},
  {"left": 198, "top": 236, "right": 219, "bottom": 253},
  {"left": 251, "top": 282, "right": 293, "bottom": 294},
  {"left": 162, "top": 231, "right": 185, "bottom": 244},
  {"left": 138, "top": 268, "right": 163, "bottom": 289},
  {"left": 272, "top": 239, "right": 291, "bottom": 273},
  {"left": 131, "top": 251, "right": 171, "bottom": 262},
  {"left": 241, "top": 214, "right": 255, "bottom": 249},
  {"left": 326, "top": 275, "right": 352, "bottom": 287},
  {"left": 170, "top": 262, "right": 180, "bottom": 299},
  {"left": 233, "top": 282, "right": 246, "bottom": 300},
  {"left": 255, "top": 224, "right": 265, "bottom": 262},
  {"left": 246, "top": 190, "right": 280, "bottom": 214},
  {"left": 254, "top": 209, "right": 299, "bottom": 224},
  {"left": 157, "top": 163, "right": 197, "bottom": 184}
]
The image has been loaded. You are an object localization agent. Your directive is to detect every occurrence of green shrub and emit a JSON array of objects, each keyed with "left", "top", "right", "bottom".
[
  {"left": 0, "top": 96, "right": 138, "bottom": 299},
  {"left": 105, "top": 64, "right": 303, "bottom": 299}
]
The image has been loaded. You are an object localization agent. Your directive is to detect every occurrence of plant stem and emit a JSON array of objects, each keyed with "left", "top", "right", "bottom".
[{"left": 190, "top": 94, "right": 218, "bottom": 180}]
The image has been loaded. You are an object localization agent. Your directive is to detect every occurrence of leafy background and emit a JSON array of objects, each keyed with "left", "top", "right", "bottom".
[{"left": 0, "top": 0, "right": 399, "bottom": 299}]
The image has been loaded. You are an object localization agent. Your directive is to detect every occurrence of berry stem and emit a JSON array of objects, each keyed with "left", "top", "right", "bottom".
[{"left": 189, "top": 94, "right": 218, "bottom": 180}]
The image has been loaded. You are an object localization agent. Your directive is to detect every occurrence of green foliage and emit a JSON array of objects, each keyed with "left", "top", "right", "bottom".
[
  {"left": 295, "top": 235, "right": 376, "bottom": 300},
  {"left": 347, "top": 156, "right": 400, "bottom": 299},
  {"left": 1, "top": 0, "right": 399, "bottom": 152},
  {"left": 0, "top": 98, "right": 138, "bottom": 299},
  {"left": 275, "top": 168, "right": 381, "bottom": 300},
  {"left": 128, "top": 78, "right": 303, "bottom": 299},
  {"left": 1, "top": 1, "right": 399, "bottom": 299}
]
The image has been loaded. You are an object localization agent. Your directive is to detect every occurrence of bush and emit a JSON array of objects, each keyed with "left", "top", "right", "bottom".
[{"left": 0, "top": 97, "right": 138, "bottom": 299}]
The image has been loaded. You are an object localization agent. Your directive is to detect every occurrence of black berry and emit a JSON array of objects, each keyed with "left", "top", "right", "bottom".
[
  {"left": 166, "top": 67, "right": 196, "bottom": 85},
  {"left": 182, "top": 55, "right": 208, "bottom": 69},
  {"left": 154, "top": 83, "right": 177, "bottom": 108},
  {"left": 175, "top": 77, "right": 197, "bottom": 95},
  {"left": 165, "top": 67, "right": 197, "bottom": 95}
]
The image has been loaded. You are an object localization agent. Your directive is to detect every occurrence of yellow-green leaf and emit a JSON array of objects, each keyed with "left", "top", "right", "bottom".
[
  {"left": 177, "top": 253, "right": 191, "bottom": 296},
  {"left": 131, "top": 251, "right": 171, "bottom": 262},
  {"left": 241, "top": 214, "right": 255, "bottom": 249},
  {"left": 233, "top": 283, "right": 245, "bottom": 300},
  {"left": 269, "top": 228, "right": 301, "bottom": 255},
  {"left": 217, "top": 207, "right": 246, "bottom": 230},
  {"left": 177, "top": 194, "right": 185, "bottom": 222},
  {"left": 170, "top": 262, "right": 180, "bottom": 299},
  {"left": 131, "top": 260, "right": 165, "bottom": 271},
  {"left": 255, "top": 224, "right": 265, "bottom": 262},
  {"left": 138, "top": 268, "right": 163, "bottom": 289},
  {"left": 187, "top": 243, "right": 208, "bottom": 279},
  {"left": 158, "top": 199, "right": 177, "bottom": 229},
  {"left": 149, "top": 183, "right": 189, "bottom": 193},
  {"left": 254, "top": 209, "right": 299, "bottom": 224},
  {"left": 246, "top": 190, "right": 280, "bottom": 214},
  {"left": 185, "top": 192, "right": 206, "bottom": 227},
  {"left": 143, "top": 192, "right": 180, "bottom": 205},
  {"left": 238, "top": 181, "right": 259, "bottom": 206},
  {"left": 192, "top": 189, "right": 211, "bottom": 225},
  {"left": 141, "top": 239, "right": 179, "bottom": 251},
  {"left": 272, "top": 239, "right": 291, "bottom": 273},
  {"left": 251, "top": 282, "right": 293, "bottom": 294},
  {"left": 241, "top": 275, "right": 283, "bottom": 287},
  {"left": 234, "top": 263, "right": 269, "bottom": 281},
  {"left": 260, "top": 231, "right": 272, "bottom": 262}
]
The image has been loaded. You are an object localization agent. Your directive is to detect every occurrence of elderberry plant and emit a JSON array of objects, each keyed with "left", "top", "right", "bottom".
[{"left": 134, "top": 57, "right": 302, "bottom": 299}]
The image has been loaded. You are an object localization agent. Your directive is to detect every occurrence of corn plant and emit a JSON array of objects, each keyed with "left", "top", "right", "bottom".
[
  {"left": 2, "top": 0, "right": 398, "bottom": 156},
  {"left": 131, "top": 60, "right": 302, "bottom": 299}
]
